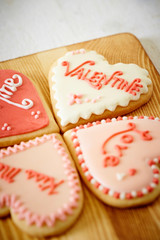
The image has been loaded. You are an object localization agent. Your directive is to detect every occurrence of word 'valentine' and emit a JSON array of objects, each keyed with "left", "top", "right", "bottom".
[{"left": 62, "top": 60, "right": 143, "bottom": 95}]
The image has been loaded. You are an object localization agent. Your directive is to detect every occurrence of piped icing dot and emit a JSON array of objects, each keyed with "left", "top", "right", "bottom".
[
  {"left": 128, "top": 168, "right": 137, "bottom": 176},
  {"left": 31, "top": 111, "right": 35, "bottom": 116},
  {"left": 34, "top": 115, "right": 39, "bottom": 119},
  {"left": 116, "top": 172, "right": 126, "bottom": 181},
  {"left": 31, "top": 110, "right": 41, "bottom": 120},
  {"left": 1, "top": 123, "right": 11, "bottom": 131},
  {"left": 131, "top": 191, "right": 137, "bottom": 197}
]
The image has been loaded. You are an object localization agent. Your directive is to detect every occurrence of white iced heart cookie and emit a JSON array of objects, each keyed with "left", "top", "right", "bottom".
[
  {"left": 49, "top": 49, "right": 152, "bottom": 132},
  {"left": 64, "top": 116, "right": 160, "bottom": 208}
]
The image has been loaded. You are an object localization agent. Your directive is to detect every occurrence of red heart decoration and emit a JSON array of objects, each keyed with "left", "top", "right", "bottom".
[{"left": 0, "top": 70, "right": 49, "bottom": 138}]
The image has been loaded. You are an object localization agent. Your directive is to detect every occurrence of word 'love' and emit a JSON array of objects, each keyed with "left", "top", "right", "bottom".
[{"left": 102, "top": 122, "right": 152, "bottom": 167}]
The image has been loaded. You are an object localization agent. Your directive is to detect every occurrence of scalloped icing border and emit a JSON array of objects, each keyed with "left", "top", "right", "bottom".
[
  {"left": 0, "top": 134, "right": 81, "bottom": 227},
  {"left": 71, "top": 116, "right": 160, "bottom": 200},
  {"left": 51, "top": 50, "right": 151, "bottom": 126}
]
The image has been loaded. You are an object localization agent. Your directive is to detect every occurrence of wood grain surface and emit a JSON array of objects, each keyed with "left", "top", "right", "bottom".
[{"left": 0, "top": 33, "right": 160, "bottom": 240}]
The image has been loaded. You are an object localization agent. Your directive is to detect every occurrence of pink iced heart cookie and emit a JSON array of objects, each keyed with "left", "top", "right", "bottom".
[
  {"left": 0, "top": 134, "right": 83, "bottom": 237},
  {"left": 49, "top": 49, "right": 152, "bottom": 132},
  {"left": 0, "top": 69, "right": 59, "bottom": 147},
  {"left": 64, "top": 116, "right": 160, "bottom": 208}
]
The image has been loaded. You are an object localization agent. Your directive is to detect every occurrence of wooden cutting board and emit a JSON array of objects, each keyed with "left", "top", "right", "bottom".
[{"left": 0, "top": 33, "right": 160, "bottom": 240}]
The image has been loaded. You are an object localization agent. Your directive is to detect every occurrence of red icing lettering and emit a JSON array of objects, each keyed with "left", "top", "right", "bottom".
[
  {"left": 62, "top": 60, "right": 95, "bottom": 76},
  {"left": 102, "top": 122, "right": 135, "bottom": 154},
  {"left": 81, "top": 69, "right": 91, "bottom": 80},
  {"left": 111, "top": 77, "right": 125, "bottom": 88},
  {"left": 25, "top": 170, "right": 64, "bottom": 195},
  {"left": 134, "top": 129, "right": 152, "bottom": 141},
  {"left": 84, "top": 71, "right": 104, "bottom": 90},
  {"left": 125, "top": 78, "right": 143, "bottom": 95},
  {"left": 62, "top": 61, "right": 143, "bottom": 95},
  {"left": 115, "top": 145, "right": 128, "bottom": 157},
  {"left": 121, "top": 134, "right": 134, "bottom": 143},
  {"left": 102, "top": 122, "right": 153, "bottom": 167},
  {"left": 0, "top": 163, "right": 21, "bottom": 183},
  {"left": 103, "top": 155, "right": 120, "bottom": 167},
  {"left": 70, "top": 68, "right": 84, "bottom": 79},
  {"left": 104, "top": 71, "right": 123, "bottom": 85}
]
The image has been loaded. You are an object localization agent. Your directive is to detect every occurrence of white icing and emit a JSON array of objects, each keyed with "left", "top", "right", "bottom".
[
  {"left": 0, "top": 74, "right": 33, "bottom": 109},
  {"left": 116, "top": 172, "right": 126, "bottom": 181},
  {"left": 1, "top": 123, "right": 11, "bottom": 131},
  {"left": 52, "top": 50, "right": 152, "bottom": 126}
]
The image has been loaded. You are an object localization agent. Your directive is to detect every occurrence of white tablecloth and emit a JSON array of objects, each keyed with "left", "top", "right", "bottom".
[{"left": 0, "top": 0, "right": 160, "bottom": 73}]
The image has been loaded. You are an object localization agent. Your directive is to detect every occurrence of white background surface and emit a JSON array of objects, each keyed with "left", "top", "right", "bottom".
[{"left": 0, "top": 0, "right": 160, "bottom": 73}]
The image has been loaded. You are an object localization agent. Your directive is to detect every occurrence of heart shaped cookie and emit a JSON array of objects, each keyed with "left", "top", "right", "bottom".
[
  {"left": 49, "top": 49, "right": 152, "bottom": 132},
  {"left": 64, "top": 116, "right": 160, "bottom": 208},
  {"left": 0, "top": 70, "right": 59, "bottom": 147},
  {"left": 0, "top": 134, "right": 83, "bottom": 236}
]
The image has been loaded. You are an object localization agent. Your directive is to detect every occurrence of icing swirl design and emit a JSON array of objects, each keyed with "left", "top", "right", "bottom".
[{"left": 0, "top": 74, "right": 33, "bottom": 109}]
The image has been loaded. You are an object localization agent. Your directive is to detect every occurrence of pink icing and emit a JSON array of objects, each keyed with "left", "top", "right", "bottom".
[
  {"left": 0, "top": 70, "right": 49, "bottom": 138},
  {"left": 71, "top": 117, "right": 160, "bottom": 199},
  {"left": 0, "top": 134, "right": 80, "bottom": 227}
]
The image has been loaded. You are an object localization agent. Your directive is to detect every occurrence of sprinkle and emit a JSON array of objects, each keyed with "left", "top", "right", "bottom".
[{"left": 122, "top": 116, "right": 128, "bottom": 120}]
